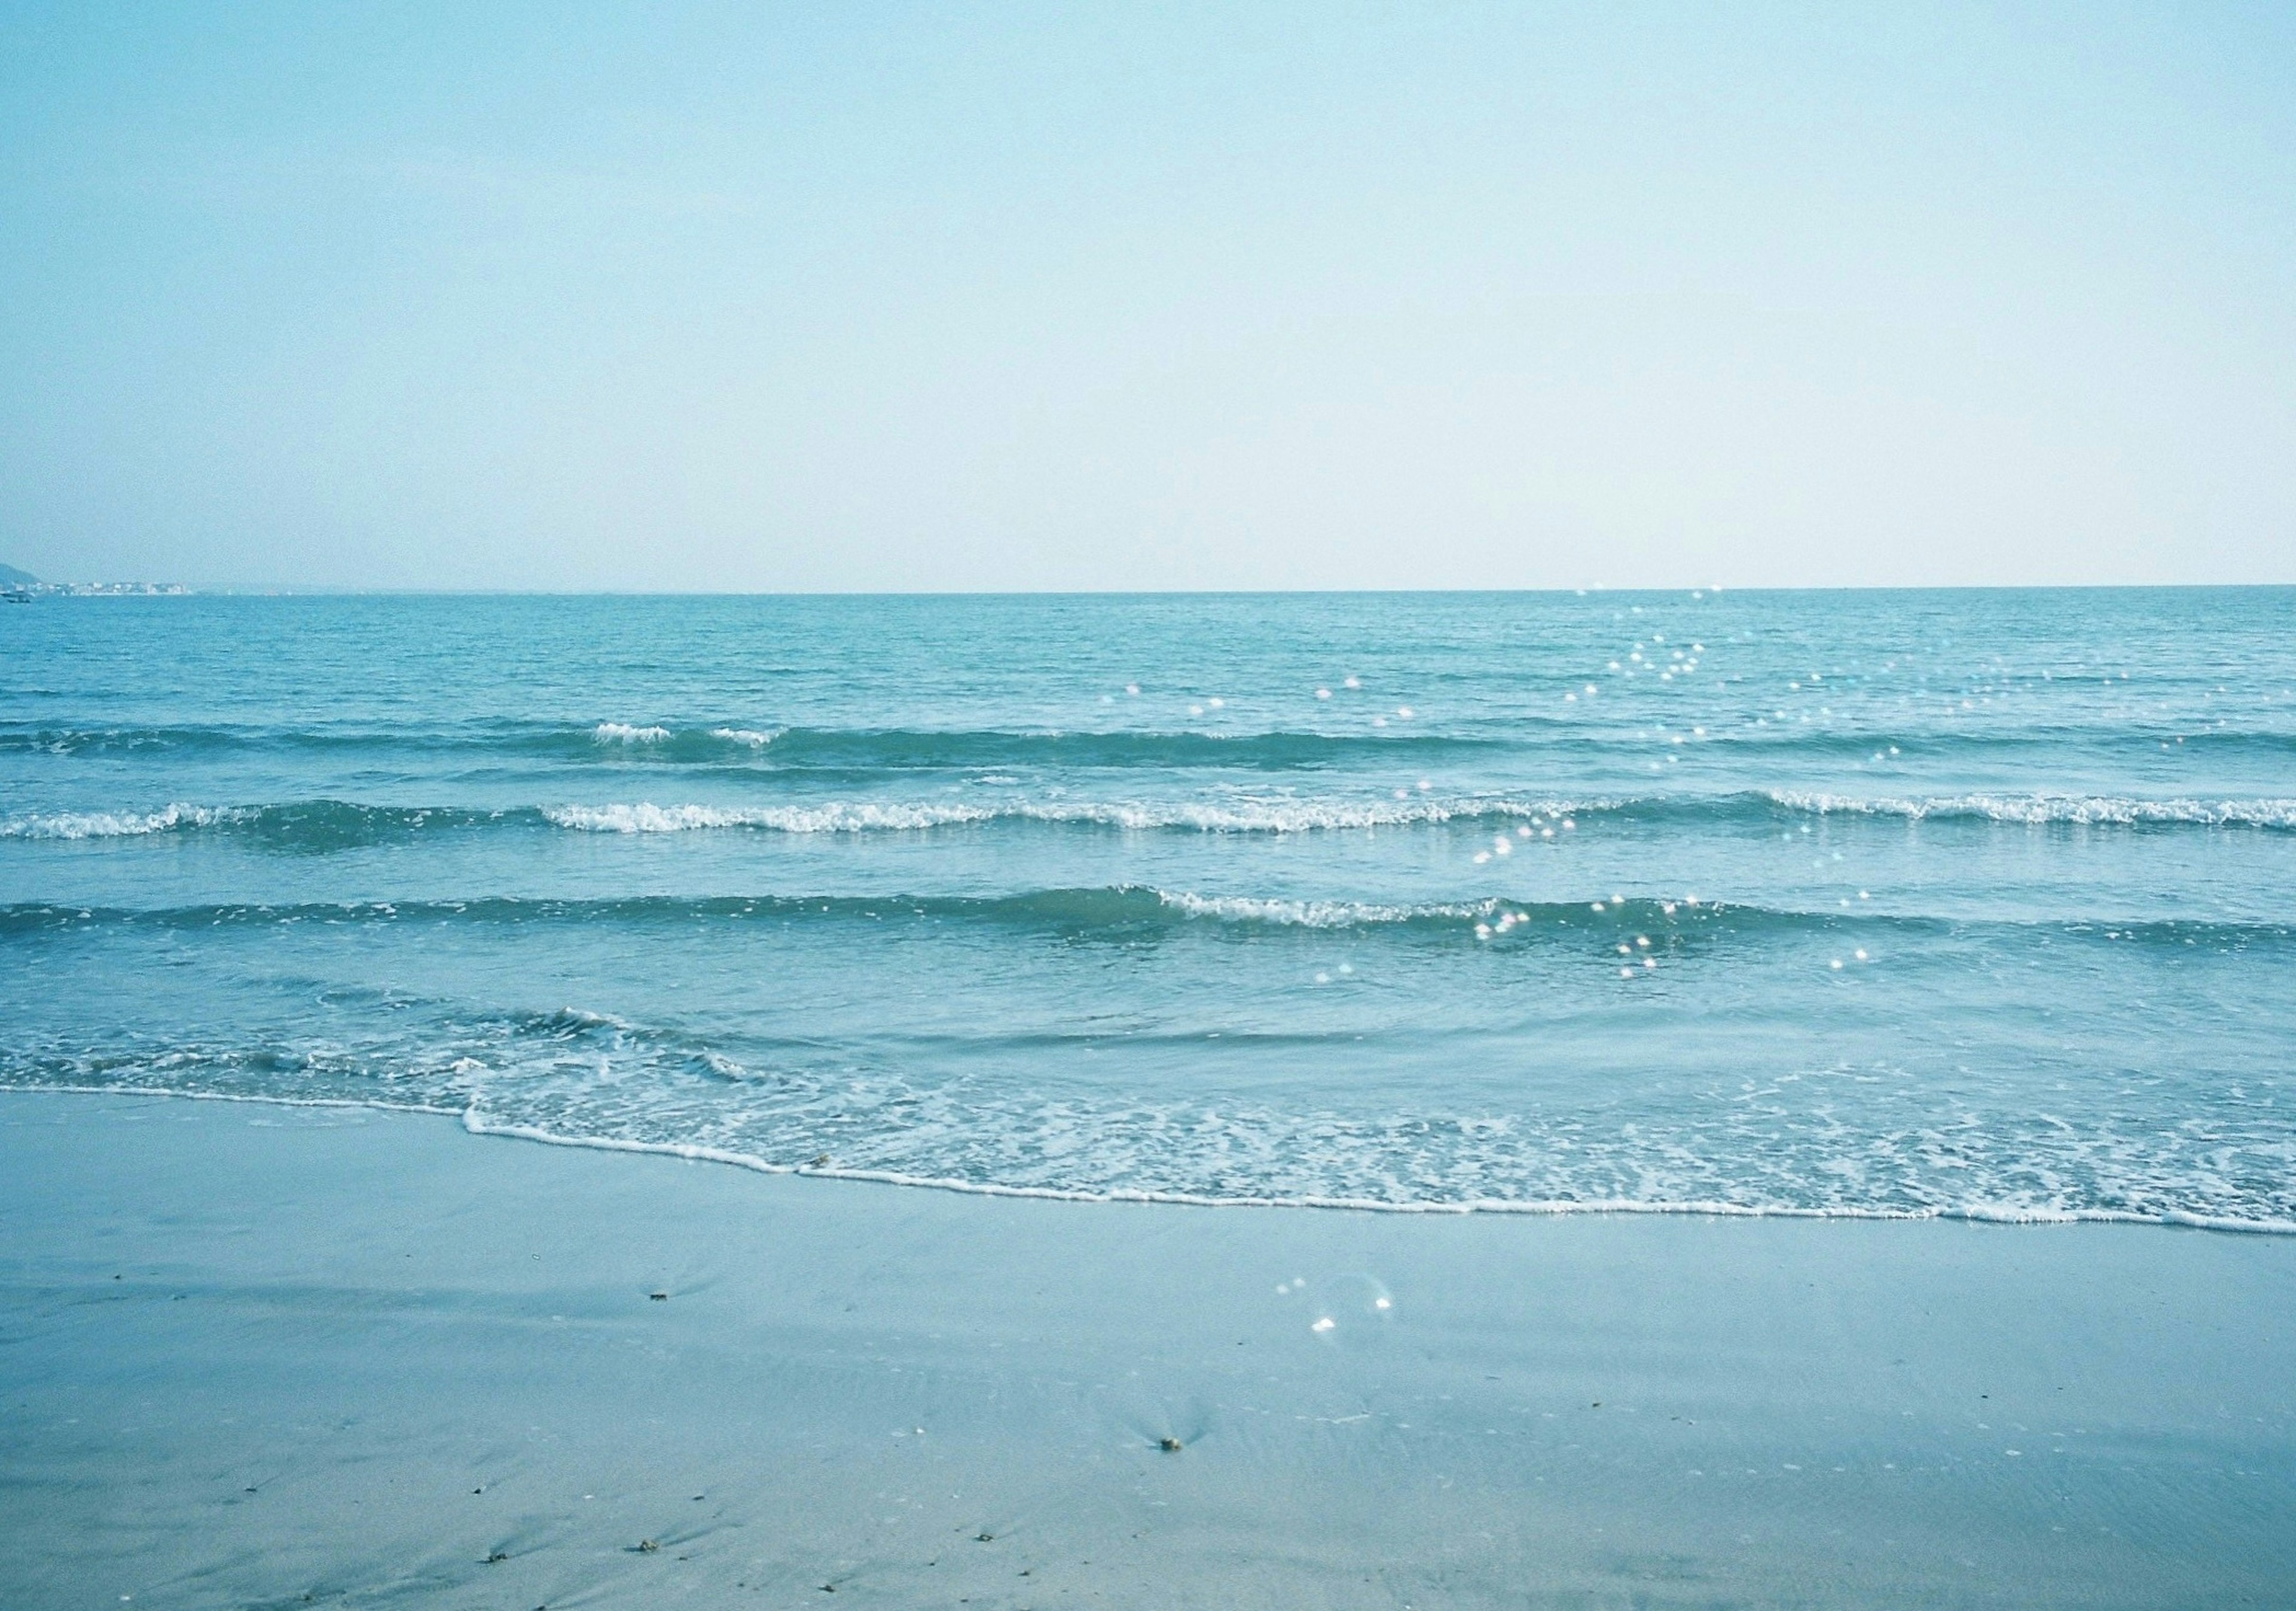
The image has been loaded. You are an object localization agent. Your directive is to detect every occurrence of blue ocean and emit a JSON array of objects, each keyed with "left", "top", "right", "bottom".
[{"left": 4, "top": 589, "right": 2292, "bottom": 1226}]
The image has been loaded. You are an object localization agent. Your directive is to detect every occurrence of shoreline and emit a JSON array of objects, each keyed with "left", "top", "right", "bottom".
[
  {"left": 5, "top": 1088, "right": 2293, "bottom": 1608},
  {"left": 12, "top": 1080, "right": 2294, "bottom": 1234}
]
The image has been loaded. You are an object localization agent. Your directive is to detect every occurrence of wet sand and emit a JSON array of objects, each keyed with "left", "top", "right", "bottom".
[{"left": 3, "top": 1090, "right": 2292, "bottom": 1609}]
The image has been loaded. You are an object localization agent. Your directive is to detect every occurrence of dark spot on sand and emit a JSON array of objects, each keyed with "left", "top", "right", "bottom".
[
  {"left": 634, "top": 1539, "right": 660, "bottom": 1553},
  {"left": 1159, "top": 1436, "right": 1183, "bottom": 1451},
  {"left": 976, "top": 1531, "right": 994, "bottom": 1542},
  {"left": 483, "top": 1551, "right": 509, "bottom": 1564},
  {"left": 650, "top": 1291, "right": 668, "bottom": 1301}
]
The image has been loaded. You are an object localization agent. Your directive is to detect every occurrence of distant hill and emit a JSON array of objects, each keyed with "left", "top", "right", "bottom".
[{"left": 0, "top": 563, "right": 36, "bottom": 585}]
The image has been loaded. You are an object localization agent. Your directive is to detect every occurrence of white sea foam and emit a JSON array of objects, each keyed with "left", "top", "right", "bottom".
[
  {"left": 1772, "top": 791, "right": 2296, "bottom": 829},
  {"left": 1025, "top": 799, "right": 1494, "bottom": 832},
  {"left": 0, "top": 803, "right": 242, "bottom": 839},
  {"left": 709, "top": 727, "right": 777, "bottom": 747},
  {"left": 543, "top": 801, "right": 999, "bottom": 833},
  {"left": 541, "top": 796, "right": 1596, "bottom": 836},
  {"left": 16, "top": 1051, "right": 2295, "bottom": 1234},
  {"left": 593, "top": 722, "right": 671, "bottom": 744},
  {"left": 1157, "top": 891, "right": 1485, "bottom": 927},
  {"left": 12, "top": 1090, "right": 2238, "bottom": 1236}
]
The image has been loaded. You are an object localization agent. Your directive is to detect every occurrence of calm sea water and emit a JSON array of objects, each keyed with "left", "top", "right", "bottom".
[{"left": 5, "top": 589, "right": 2292, "bottom": 1225}]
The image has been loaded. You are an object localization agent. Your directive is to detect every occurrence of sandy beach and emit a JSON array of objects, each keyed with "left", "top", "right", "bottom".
[{"left": 2, "top": 1090, "right": 2291, "bottom": 1609}]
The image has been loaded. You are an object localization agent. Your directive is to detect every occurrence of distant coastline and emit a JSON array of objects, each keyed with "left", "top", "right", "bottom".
[{"left": 0, "top": 564, "right": 184, "bottom": 598}]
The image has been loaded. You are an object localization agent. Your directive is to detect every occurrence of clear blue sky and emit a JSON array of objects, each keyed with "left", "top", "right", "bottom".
[{"left": 3, "top": 3, "right": 2291, "bottom": 590}]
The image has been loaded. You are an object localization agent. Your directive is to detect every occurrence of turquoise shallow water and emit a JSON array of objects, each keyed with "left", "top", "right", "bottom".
[{"left": 4, "top": 588, "right": 2293, "bottom": 1223}]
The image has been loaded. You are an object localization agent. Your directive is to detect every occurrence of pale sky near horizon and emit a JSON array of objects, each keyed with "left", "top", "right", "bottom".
[{"left": 2, "top": 4, "right": 2292, "bottom": 591}]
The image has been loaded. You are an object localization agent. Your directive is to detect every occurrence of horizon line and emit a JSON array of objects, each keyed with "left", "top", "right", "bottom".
[{"left": 20, "top": 580, "right": 2294, "bottom": 599}]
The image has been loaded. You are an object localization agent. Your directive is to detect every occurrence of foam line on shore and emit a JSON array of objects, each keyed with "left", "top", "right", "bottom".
[
  {"left": 447, "top": 1099, "right": 2296, "bottom": 1235},
  {"left": 17, "top": 1083, "right": 2292, "bottom": 1235}
]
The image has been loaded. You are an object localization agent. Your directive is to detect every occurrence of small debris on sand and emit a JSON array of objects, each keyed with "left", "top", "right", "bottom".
[
  {"left": 1159, "top": 1437, "right": 1183, "bottom": 1451},
  {"left": 649, "top": 1291, "right": 668, "bottom": 1301},
  {"left": 634, "top": 1538, "right": 660, "bottom": 1553},
  {"left": 483, "top": 1551, "right": 509, "bottom": 1564}
]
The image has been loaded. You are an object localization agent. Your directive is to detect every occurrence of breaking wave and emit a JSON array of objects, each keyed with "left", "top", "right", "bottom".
[
  {"left": 1769, "top": 791, "right": 2296, "bottom": 829},
  {"left": 0, "top": 803, "right": 248, "bottom": 839},
  {"left": 11, "top": 788, "right": 2294, "bottom": 848}
]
